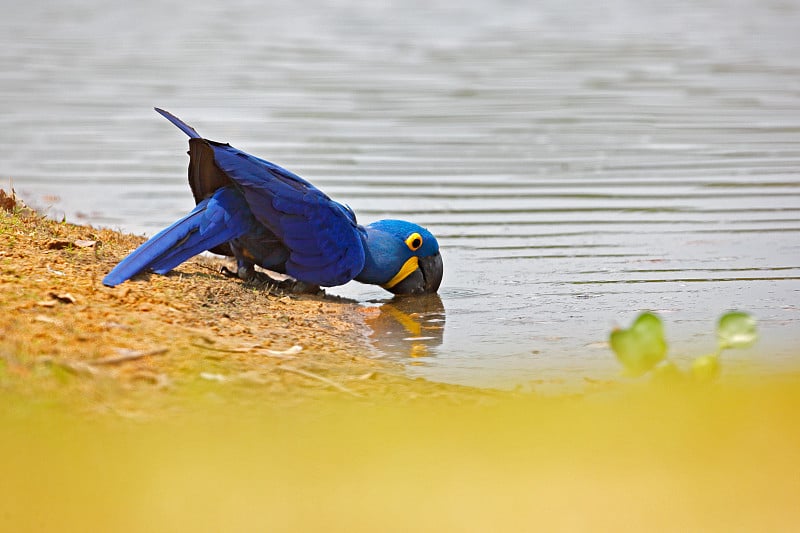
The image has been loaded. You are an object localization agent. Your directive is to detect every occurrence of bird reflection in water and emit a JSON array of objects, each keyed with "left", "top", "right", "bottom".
[{"left": 363, "top": 294, "right": 446, "bottom": 360}]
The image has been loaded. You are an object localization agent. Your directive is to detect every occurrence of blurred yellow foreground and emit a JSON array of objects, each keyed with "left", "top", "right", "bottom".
[{"left": 2, "top": 378, "right": 799, "bottom": 532}]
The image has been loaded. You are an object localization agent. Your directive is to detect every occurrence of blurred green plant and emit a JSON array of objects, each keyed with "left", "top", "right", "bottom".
[
  {"left": 610, "top": 311, "right": 757, "bottom": 383},
  {"left": 609, "top": 312, "right": 667, "bottom": 377},
  {"left": 717, "top": 312, "right": 758, "bottom": 350}
]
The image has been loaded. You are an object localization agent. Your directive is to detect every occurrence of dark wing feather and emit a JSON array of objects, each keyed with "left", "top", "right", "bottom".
[{"left": 186, "top": 138, "right": 235, "bottom": 257}]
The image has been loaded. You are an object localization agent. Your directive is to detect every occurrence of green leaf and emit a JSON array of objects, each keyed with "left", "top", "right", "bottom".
[
  {"left": 610, "top": 312, "right": 668, "bottom": 377},
  {"left": 717, "top": 312, "right": 758, "bottom": 350},
  {"left": 691, "top": 355, "right": 721, "bottom": 383}
]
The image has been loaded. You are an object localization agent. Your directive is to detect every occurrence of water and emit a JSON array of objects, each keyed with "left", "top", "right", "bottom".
[{"left": 2, "top": 0, "right": 799, "bottom": 388}]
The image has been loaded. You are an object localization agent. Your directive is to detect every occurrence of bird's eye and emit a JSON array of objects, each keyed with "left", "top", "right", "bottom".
[{"left": 405, "top": 232, "right": 423, "bottom": 251}]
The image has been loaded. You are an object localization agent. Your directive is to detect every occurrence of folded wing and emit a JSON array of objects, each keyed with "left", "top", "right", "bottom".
[{"left": 209, "top": 142, "right": 366, "bottom": 287}]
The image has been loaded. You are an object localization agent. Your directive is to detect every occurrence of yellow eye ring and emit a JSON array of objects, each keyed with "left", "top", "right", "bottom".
[{"left": 405, "top": 232, "right": 423, "bottom": 251}]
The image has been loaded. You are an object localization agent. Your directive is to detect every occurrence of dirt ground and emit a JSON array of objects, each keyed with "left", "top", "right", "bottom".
[{"left": 0, "top": 189, "right": 497, "bottom": 416}]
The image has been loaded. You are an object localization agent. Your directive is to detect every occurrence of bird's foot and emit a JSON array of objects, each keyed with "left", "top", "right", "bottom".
[
  {"left": 220, "top": 264, "right": 262, "bottom": 282},
  {"left": 255, "top": 273, "right": 322, "bottom": 295},
  {"left": 283, "top": 280, "right": 323, "bottom": 295}
]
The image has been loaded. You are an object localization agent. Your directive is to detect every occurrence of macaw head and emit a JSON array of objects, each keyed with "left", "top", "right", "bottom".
[{"left": 357, "top": 220, "right": 443, "bottom": 295}]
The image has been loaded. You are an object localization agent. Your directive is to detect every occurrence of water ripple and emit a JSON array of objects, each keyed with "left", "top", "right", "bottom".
[{"left": 2, "top": 0, "right": 799, "bottom": 387}]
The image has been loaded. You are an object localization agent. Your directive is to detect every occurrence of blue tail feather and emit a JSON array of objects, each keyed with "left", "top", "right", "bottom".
[
  {"left": 155, "top": 108, "right": 202, "bottom": 139},
  {"left": 102, "top": 188, "right": 251, "bottom": 287}
]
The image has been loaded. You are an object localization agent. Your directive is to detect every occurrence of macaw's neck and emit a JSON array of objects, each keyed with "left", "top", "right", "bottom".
[{"left": 354, "top": 225, "right": 405, "bottom": 286}]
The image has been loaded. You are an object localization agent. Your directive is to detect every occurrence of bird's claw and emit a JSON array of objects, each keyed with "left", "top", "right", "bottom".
[{"left": 220, "top": 266, "right": 239, "bottom": 279}]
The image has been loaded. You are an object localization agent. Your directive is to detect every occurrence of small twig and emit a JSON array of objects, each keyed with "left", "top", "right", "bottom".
[
  {"left": 277, "top": 365, "right": 362, "bottom": 397},
  {"left": 190, "top": 342, "right": 301, "bottom": 360},
  {"left": 264, "top": 345, "right": 303, "bottom": 356},
  {"left": 183, "top": 327, "right": 215, "bottom": 335},
  {"left": 46, "top": 265, "right": 65, "bottom": 276},
  {"left": 256, "top": 350, "right": 297, "bottom": 360},
  {"left": 129, "top": 371, "right": 172, "bottom": 389},
  {"left": 40, "top": 357, "right": 99, "bottom": 376},
  {"left": 197, "top": 261, "right": 225, "bottom": 273},
  {"left": 190, "top": 342, "right": 249, "bottom": 354},
  {"left": 255, "top": 345, "right": 303, "bottom": 360},
  {"left": 92, "top": 347, "right": 168, "bottom": 366}
]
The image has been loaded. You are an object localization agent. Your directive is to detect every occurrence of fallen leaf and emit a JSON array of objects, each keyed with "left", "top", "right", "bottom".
[
  {"left": 0, "top": 190, "right": 16, "bottom": 212},
  {"left": 48, "top": 292, "right": 77, "bottom": 304},
  {"left": 73, "top": 239, "right": 97, "bottom": 248},
  {"left": 34, "top": 314, "right": 62, "bottom": 325}
]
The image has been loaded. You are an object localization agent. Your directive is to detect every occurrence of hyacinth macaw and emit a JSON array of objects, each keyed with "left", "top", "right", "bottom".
[{"left": 102, "top": 109, "right": 443, "bottom": 295}]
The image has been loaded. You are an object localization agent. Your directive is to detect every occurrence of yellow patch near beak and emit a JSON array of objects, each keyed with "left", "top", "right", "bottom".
[{"left": 382, "top": 256, "right": 419, "bottom": 290}]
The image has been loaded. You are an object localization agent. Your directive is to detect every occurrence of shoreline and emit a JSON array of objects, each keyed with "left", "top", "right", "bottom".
[{"left": 0, "top": 190, "right": 499, "bottom": 415}]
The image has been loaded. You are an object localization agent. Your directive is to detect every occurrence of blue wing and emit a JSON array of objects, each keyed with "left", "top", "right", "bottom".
[
  {"left": 208, "top": 142, "right": 366, "bottom": 287},
  {"left": 154, "top": 108, "right": 366, "bottom": 287},
  {"left": 103, "top": 187, "right": 255, "bottom": 286}
]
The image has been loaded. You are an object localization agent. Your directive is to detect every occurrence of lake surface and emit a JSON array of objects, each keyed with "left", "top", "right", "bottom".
[{"left": 2, "top": 0, "right": 799, "bottom": 388}]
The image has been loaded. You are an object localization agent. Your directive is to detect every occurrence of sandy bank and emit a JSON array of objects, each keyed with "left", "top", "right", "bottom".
[{"left": 0, "top": 190, "right": 495, "bottom": 415}]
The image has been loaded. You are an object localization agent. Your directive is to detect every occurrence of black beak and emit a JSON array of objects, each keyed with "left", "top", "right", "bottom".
[{"left": 388, "top": 252, "right": 443, "bottom": 295}]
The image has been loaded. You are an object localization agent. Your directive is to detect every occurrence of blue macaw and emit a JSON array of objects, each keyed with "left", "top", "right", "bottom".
[{"left": 102, "top": 109, "right": 443, "bottom": 295}]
